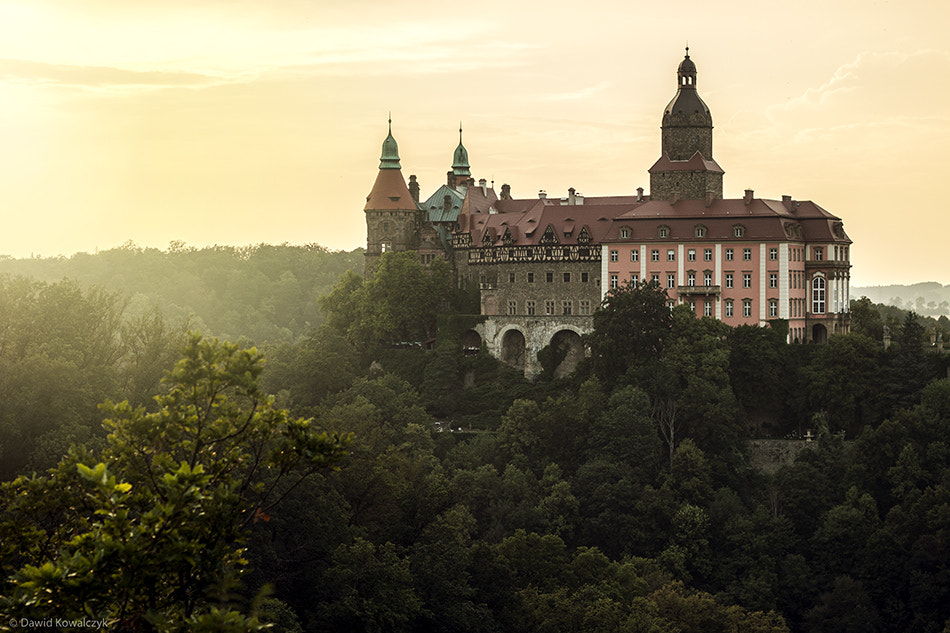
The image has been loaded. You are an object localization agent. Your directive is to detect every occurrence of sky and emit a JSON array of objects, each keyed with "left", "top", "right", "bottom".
[{"left": 0, "top": 0, "right": 947, "bottom": 286}]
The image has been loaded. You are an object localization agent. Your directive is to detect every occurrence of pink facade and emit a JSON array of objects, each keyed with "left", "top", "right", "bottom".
[{"left": 600, "top": 196, "right": 852, "bottom": 342}]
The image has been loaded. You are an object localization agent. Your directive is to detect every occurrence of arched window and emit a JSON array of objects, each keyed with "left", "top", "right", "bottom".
[{"left": 812, "top": 276, "right": 826, "bottom": 314}]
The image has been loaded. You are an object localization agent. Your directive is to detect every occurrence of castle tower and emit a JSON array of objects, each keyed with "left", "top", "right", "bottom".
[
  {"left": 649, "top": 48, "right": 724, "bottom": 201},
  {"left": 364, "top": 118, "right": 423, "bottom": 274},
  {"left": 451, "top": 124, "right": 471, "bottom": 188}
]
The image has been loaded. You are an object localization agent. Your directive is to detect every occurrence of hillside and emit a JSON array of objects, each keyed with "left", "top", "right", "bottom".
[
  {"left": 853, "top": 282, "right": 950, "bottom": 317},
  {"left": 0, "top": 242, "right": 364, "bottom": 344}
]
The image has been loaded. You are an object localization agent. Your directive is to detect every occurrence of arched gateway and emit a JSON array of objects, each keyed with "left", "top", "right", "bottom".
[{"left": 474, "top": 316, "right": 592, "bottom": 378}]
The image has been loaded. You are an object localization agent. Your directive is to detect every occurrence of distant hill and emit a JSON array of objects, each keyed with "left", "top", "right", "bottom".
[
  {"left": 0, "top": 242, "right": 364, "bottom": 345},
  {"left": 852, "top": 282, "right": 950, "bottom": 317}
]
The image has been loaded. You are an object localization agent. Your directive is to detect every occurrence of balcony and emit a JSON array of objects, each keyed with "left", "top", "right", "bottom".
[{"left": 677, "top": 285, "right": 721, "bottom": 296}]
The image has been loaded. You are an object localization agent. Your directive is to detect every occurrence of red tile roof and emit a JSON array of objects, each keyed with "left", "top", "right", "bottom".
[{"left": 364, "top": 169, "right": 418, "bottom": 211}]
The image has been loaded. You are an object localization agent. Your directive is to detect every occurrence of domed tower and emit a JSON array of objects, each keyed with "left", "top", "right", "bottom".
[
  {"left": 649, "top": 48, "right": 724, "bottom": 201},
  {"left": 364, "top": 118, "right": 423, "bottom": 274}
]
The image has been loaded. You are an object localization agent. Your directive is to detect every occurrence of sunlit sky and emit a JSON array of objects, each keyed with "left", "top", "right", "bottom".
[{"left": 0, "top": 0, "right": 947, "bottom": 286}]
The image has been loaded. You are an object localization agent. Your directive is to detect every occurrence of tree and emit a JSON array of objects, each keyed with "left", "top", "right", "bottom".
[
  {"left": 320, "top": 252, "right": 456, "bottom": 348},
  {"left": 587, "top": 281, "right": 672, "bottom": 387},
  {"left": 0, "top": 334, "right": 351, "bottom": 630}
]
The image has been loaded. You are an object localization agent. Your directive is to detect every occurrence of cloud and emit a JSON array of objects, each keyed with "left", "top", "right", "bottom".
[
  {"left": 540, "top": 81, "right": 613, "bottom": 102},
  {"left": 0, "top": 58, "right": 222, "bottom": 89},
  {"left": 766, "top": 49, "right": 950, "bottom": 129}
]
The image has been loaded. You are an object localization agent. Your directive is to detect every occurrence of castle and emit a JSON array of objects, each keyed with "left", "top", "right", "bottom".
[{"left": 362, "top": 50, "right": 852, "bottom": 375}]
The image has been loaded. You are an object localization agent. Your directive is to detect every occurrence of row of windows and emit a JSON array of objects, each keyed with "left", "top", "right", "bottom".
[
  {"left": 612, "top": 246, "right": 779, "bottom": 263},
  {"left": 618, "top": 224, "right": 748, "bottom": 240},
  {"left": 498, "top": 271, "right": 592, "bottom": 283},
  {"left": 508, "top": 300, "right": 591, "bottom": 316}
]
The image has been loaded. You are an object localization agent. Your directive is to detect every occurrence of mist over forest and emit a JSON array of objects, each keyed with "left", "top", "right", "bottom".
[{"left": 1, "top": 244, "right": 949, "bottom": 632}]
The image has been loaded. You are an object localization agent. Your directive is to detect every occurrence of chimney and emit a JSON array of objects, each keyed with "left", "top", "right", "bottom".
[
  {"left": 575, "top": 192, "right": 584, "bottom": 205},
  {"left": 568, "top": 187, "right": 576, "bottom": 205},
  {"left": 636, "top": 187, "right": 644, "bottom": 202},
  {"left": 501, "top": 183, "right": 511, "bottom": 200},
  {"left": 705, "top": 191, "right": 715, "bottom": 207},
  {"left": 408, "top": 175, "right": 420, "bottom": 203},
  {"left": 743, "top": 189, "right": 753, "bottom": 205},
  {"left": 538, "top": 190, "right": 547, "bottom": 199},
  {"left": 782, "top": 195, "right": 794, "bottom": 211},
  {"left": 443, "top": 194, "right": 452, "bottom": 214},
  {"left": 479, "top": 178, "right": 487, "bottom": 196},
  {"left": 447, "top": 170, "right": 455, "bottom": 187}
]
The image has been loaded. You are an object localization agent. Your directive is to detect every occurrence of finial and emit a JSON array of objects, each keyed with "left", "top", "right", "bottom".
[
  {"left": 388, "top": 112, "right": 392, "bottom": 133},
  {"left": 685, "top": 43, "right": 689, "bottom": 58},
  {"left": 459, "top": 121, "right": 463, "bottom": 143}
]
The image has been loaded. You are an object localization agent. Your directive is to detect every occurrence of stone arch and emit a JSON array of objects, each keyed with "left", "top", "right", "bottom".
[
  {"left": 461, "top": 329, "right": 482, "bottom": 355},
  {"left": 500, "top": 328, "right": 526, "bottom": 370},
  {"left": 812, "top": 323, "right": 828, "bottom": 344},
  {"left": 546, "top": 329, "right": 585, "bottom": 378}
]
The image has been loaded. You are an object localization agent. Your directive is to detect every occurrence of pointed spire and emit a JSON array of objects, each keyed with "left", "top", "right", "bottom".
[
  {"left": 452, "top": 122, "right": 471, "bottom": 177},
  {"left": 379, "top": 114, "right": 401, "bottom": 169}
]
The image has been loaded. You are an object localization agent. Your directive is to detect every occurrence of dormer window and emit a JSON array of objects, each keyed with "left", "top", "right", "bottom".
[
  {"left": 694, "top": 224, "right": 707, "bottom": 238},
  {"left": 619, "top": 226, "right": 632, "bottom": 239},
  {"left": 733, "top": 224, "right": 746, "bottom": 238},
  {"left": 658, "top": 225, "right": 670, "bottom": 239}
]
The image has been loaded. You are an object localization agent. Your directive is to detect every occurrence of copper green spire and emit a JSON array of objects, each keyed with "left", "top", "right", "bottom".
[
  {"left": 379, "top": 115, "right": 401, "bottom": 169},
  {"left": 452, "top": 123, "right": 471, "bottom": 177}
]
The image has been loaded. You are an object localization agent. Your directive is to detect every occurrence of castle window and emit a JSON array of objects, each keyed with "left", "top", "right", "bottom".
[
  {"left": 694, "top": 225, "right": 707, "bottom": 238},
  {"left": 610, "top": 274, "right": 618, "bottom": 289},
  {"left": 508, "top": 272, "right": 516, "bottom": 283},
  {"left": 704, "top": 272, "right": 712, "bottom": 286},
  {"left": 580, "top": 300, "right": 591, "bottom": 315},
  {"left": 725, "top": 248, "right": 734, "bottom": 261},
  {"left": 769, "top": 247, "right": 778, "bottom": 261},
  {"left": 507, "top": 301, "right": 517, "bottom": 316},
  {"left": 421, "top": 253, "right": 435, "bottom": 265},
  {"left": 733, "top": 224, "right": 746, "bottom": 238},
  {"left": 704, "top": 301, "right": 712, "bottom": 317},
  {"left": 526, "top": 300, "right": 536, "bottom": 316},
  {"left": 631, "top": 273, "right": 639, "bottom": 284},
  {"left": 812, "top": 276, "right": 826, "bottom": 314},
  {"left": 527, "top": 272, "right": 535, "bottom": 283},
  {"left": 563, "top": 272, "right": 571, "bottom": 283},
  {"left": 704, "top": 249, "right": 712, "bottom": 261},
  {"left": 725, "top": 300, "right": 734, "bottom": 317},
  {"left": 546, "top": 271, "right": 554, "bottom": 283},
  {"left": 688, "top": 249, "right": 696, "bottom": 262},
  {"left": 658, "top": 226, "right": 670, "bottom": 239},
  {"left": 743, "top": 273, "right": 752, "bottom": 289},
  {"left": 610, "top": 250, "right": 618, "bottom": 262},
  {"left": 687, "top": 272, "right": 696, "bottom": 287},
  {"left": 814, "top": 247, "right": 824, "bottom": 261},
  {"left": 690, "top": 301, "right": 697, "bottom": 312},
  {"left": 651, "top": 249, "right": 660, "bottom": 262},
  {"left": 581, "top": 272, "right": 589, "bottom": 283},
  {"left": 667, "top": 249, "right": 675, "bottom": 262},
  {"left": 631, "top": 249, "right": 639, "bottom": 262},
  {"left": 562, "top": 301, "right": 573, "bottom": 315},
  {"left": 619, "top": 226, "right": 631, "bottom": 239},
  {"left": 743, "top": 248, "right": 752, "bottom": 261},
  {"left": 545, "top": 300, "right": 555, "bottom": 315},
  {"left": 743, "top": 299, "right": 752, "bottom": 318},
  {"left": 769, "top": 299, "right": 778, "bottom": 318},
  {"left": 667, "top": 274, "right": 676, "bottom": 289},
  {"left": 381, "top": 242, "right": 392, "bottom": 253},
  {"left": 769, "top": 273, "right": 777, "bottom": 288},
  {"left": 725, "top": 273, "right": 734, "bottom": 289}
]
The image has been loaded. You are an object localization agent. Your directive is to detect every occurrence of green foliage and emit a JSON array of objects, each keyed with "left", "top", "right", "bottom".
[
  {"left": 0, "top": 334, "right": 350, "bottom": 630},
  {"left": 0, "top": 242, "right": 362, "bottom": 345},
  {"left": 320, "top": 251, "right": 456, "bottom": 347},
  {"left": 588, "top": 280, "right": 672, "bottom": 386}
]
